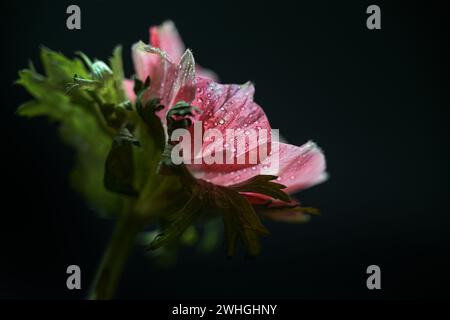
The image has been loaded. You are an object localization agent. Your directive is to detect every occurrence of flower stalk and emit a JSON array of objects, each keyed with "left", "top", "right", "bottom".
[{"left": 89, "top": 211, "right": 141, "bottom": 300}]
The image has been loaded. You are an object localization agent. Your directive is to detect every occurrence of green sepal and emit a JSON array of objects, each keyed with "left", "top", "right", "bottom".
[
  {"left": 134, "top": 77, "right": 165, "bottom": 152},
  {"left": 39, "top": 46, "right": 89, "bottom": 86},
  {"left": 166, "top": 101, "right": 200, "bottom": 136},
  {"left": 148, "top": 175, "right": 270, "bottom": 256},
  {"left": 157, "top": 101, "right": 199, "bottom": 175},
  {"left": 133, "top": 76, "right": 151, "bottom": 96},
  {"left": 104, "top": 128, "right": 140, "bottom": 196},
  {"left": 229, "top": 175, "right": 290, "bottom": 202}
]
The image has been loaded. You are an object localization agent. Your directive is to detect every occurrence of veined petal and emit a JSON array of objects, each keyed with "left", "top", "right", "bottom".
[
  {"left": 199, "top": 141, "right": 327, "bottom": 195},
  {"left": 187, "top": 77, "right": 272, "bottom": 172},
  {"left": 150, "top": 20, "right": 186, "bottom": 64},
  {"left": 168, "top": 49, "right": 196, "bottom": 106},
  {"left": 149, "top": 20, "right": 218, "bottom": 81}
]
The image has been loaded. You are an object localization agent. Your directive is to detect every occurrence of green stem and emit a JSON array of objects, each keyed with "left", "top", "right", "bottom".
[{"left": 89, "top": 212, "right": 141, "bottom": 300}]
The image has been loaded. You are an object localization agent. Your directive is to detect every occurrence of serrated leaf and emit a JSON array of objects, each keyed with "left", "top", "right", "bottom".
[
  {"left": 15, "top": 47, "right": 138, "bottom": 216},
  {"left": 229, "top": 175, "right": 290, "bottom": 202},
  {"left": 146, "top": 195, "right": 202, "bottom": 250},
  {"left": 17, "top": 69, "right": 62, "bottom": 103},
  {"left": 40, "top": 47, "right": 89, "bottom": 86},
  {"left": 218, "top": 186, "right": 270, "bottom": 257},
  {"left": 16, "top": 100, "right": 55, "bottom": 118}
]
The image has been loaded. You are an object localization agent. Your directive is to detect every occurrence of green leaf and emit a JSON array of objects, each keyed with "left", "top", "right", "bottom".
[
  {"left": 229, "top": 175, "right": 290, "bottom": 202},
  {"left": 109, "top": 45, "right": 128, "bottom": 104},
  {"left": 146, "top": 194, "right": 202, "bottom": 250},
  {"left": 217, "top": 186, "right": 270, "bottom": 257},
  {"left": 104, "top": 128, "right": 140, "bottom": 196},
  {"left": 16, "top": 47, "right": 151, "bottom": 217},
  {"left": 17, "top": 69, "right": 68, "bottom": 107},
  {"left": 17, "top": 100, "right": 57, "bottom": 118},
  {"left": 40, "top": 47, "right": 89, "bottom": 86}
]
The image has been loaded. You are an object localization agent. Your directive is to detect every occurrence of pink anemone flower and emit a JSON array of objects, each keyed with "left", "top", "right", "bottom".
[{"left": 126, "top": 22, "right": 327, "bottom": 223}]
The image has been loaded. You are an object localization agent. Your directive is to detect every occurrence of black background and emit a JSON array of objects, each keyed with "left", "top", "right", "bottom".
[{"left": 1, "top": 0, "right": 449, "bottom": 299}]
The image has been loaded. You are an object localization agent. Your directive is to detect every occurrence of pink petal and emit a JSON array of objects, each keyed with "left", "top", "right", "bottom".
[
  {"left": 275, "top": 142, "right": 327, "bottom": 194},
  {"left": 196, "top": 67, "right": 219, "bottom": 82},
  {"left": 149, "top": 20, "right": 218, "bottom": 81},
  {"left": 150, "top": 21, "right": 186, "bottom": 64},
  {"left": 198, "top": 141, "right": 327, "bottom": 195},
  {"left": 186, "top": 77, "right": 272, "bottom": 172},
  {"left": 131, "top": 41, "right": 166, "bottom": 83},
  {"left": 131, "top": 43, "right": 195, "bottom": 111},
  {"left": 167, "top": 49, "right": 196, "bottom": 106}
]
